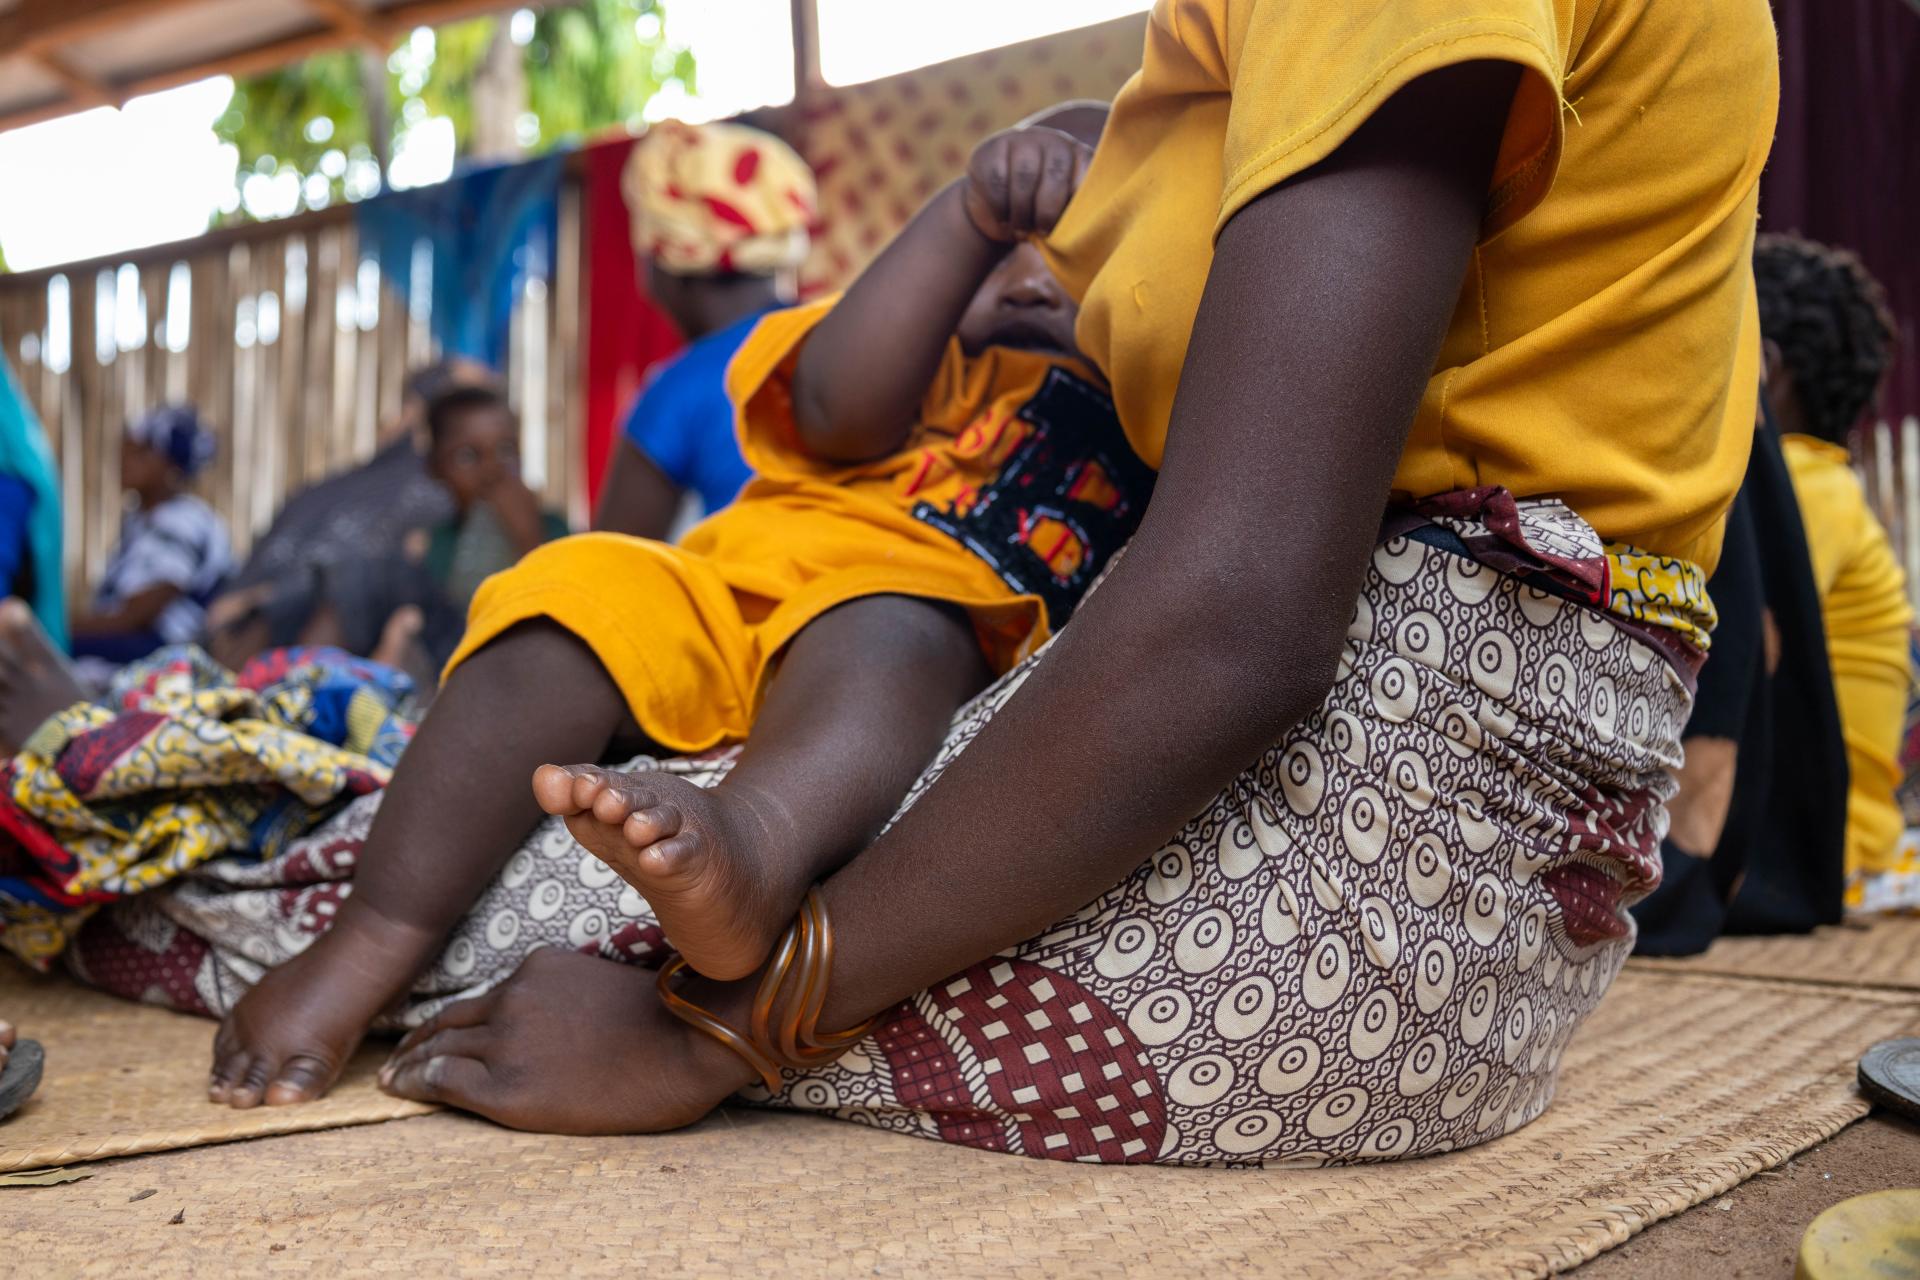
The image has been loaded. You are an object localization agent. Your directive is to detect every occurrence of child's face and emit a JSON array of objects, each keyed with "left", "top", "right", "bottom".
[
  {"left": 956, "top": 242, "right": 1080, "bottom": 360},
  {"left": 430, "top": 406, "right": 520, "bottom": 510}
]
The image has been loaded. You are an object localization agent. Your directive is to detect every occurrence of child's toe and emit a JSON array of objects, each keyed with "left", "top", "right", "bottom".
[
  {"left": 568, "top": 766, "right": 615, "bottom": 812},
  {"left": 621, "top": 805, "right": 681, "bottom": 849},
  {"left": 530, "top": 764, "right": 581, "bottom": 814},
  {"left": 590, "top": 783, "right": 644, "bottom": 827}
]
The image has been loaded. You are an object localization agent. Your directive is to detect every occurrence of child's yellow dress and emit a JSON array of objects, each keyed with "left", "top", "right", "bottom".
[{"left": 445, "top": 298, "right": 1152, "bottom": 752}]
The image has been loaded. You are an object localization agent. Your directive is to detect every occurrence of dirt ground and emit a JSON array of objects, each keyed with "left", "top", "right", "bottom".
[{"left": 1577, "top": 1111, "right": 1920, "bottom": 1278}]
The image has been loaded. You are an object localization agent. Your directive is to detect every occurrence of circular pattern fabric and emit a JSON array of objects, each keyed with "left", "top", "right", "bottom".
[{"left": 72, "top": 525, "right": 1685, "bottom": 1168}]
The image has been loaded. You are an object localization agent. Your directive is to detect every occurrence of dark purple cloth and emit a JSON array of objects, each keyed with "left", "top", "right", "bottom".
[{"left": 1765, "top": 0, "right": 1920, "bottom": 421}]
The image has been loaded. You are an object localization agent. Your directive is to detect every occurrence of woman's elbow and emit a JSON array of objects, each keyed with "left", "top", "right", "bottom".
[{"left": 1150, "top": 574, "right": 1352, "bottom": 742}]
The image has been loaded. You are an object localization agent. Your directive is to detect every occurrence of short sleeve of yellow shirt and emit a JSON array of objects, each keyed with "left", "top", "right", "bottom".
[{"left": 1045, "top": 0, "right": 1779, "bottom": 573}]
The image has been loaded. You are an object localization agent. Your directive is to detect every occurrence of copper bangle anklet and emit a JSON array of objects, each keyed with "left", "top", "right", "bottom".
[{"left": 656, "top": 888, "right": 875, "bottom": 1093}]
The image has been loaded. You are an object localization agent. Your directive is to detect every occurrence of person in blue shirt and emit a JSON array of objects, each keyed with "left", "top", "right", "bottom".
[{"left": 593, "top": 119, "right": 818, "bottom": 540}]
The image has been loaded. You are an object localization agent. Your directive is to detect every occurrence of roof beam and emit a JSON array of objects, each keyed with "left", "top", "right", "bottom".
[
  {"left": 28, "top": 50, "right": 113, "bottom": 110},
  {"left": 302, "top": 0, "right": 382, "bottom": 49},
  {"left": 375, "top": 0, "right": 550, "bottom": 32},
  {"left": 0, "top": 0, "right": 207, "bottom": 56}
]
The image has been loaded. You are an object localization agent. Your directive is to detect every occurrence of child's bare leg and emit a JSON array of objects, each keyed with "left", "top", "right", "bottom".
[
  {"left": 210, "top": 620, "right": 635, "bottom": 1108},
  {"left": 533, "top": 596, "right": 990, "bottom": 980}
]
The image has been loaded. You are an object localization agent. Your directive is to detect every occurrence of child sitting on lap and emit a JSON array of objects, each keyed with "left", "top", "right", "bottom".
[{"left": 475, "top": 103, "right": 1149, "bottom": 981}]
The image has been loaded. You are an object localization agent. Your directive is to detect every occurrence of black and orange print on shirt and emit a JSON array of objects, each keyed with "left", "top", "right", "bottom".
[{"left": 910, "top": 366, "right": 1153, "bottom": 629}]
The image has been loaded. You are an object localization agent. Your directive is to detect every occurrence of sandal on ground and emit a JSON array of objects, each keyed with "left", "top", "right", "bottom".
[
  {"left": 1857, "top": 1038, "right": 1920, "bottom": 1124},
  {"left": 0, "top": 1039, "right": 43, "bottom": 1121}
]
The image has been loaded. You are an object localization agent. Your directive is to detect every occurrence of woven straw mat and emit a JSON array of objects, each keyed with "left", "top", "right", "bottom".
[
  {"left": 5, "top": 969, "right": 1915, "bottom": 1279},
  {"left": 1627, "top": 915, "right": 1920, "bottom": 991},
  {"left": 0, "top": 963, "right": 431, "bottom": 1174}
]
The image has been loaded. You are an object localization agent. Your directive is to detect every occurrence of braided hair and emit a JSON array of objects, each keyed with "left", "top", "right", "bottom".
[{"left": 1754, "top": 232, "right": 1897, "bottom": 444}]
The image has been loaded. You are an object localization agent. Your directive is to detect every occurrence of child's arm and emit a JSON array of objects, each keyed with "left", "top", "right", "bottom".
[{"left": 790, "top": 126, "right": 1092, "bottom": 463}]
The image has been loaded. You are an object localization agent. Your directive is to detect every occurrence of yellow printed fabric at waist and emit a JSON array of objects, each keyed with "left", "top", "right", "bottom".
[{"left": 1605, "top": 545, "right": 1718, "bottom": 653}]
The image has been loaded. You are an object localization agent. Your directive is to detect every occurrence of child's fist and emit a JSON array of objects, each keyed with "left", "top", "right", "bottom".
[{"left": 963, "top": 125, "right": 1094, "bottom": 243}]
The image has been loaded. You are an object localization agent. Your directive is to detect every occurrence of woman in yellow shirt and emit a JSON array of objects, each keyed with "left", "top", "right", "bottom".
[
  {"left": 1756, "top": 234, "right": 1915, "bottom": 911},
  {"left": 363, "top": 1, "right": 1773, "bottom": 1164}
]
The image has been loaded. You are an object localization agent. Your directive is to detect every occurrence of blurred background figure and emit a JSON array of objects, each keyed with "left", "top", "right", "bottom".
[
  {"left": 592, "top": 119, "right": 817, "bottom": 540},
  {"left": 0, "top": 353, "right": 64, "bottom": 651},
  {"left": 1758, "top": 232, "right": 1915, "bottom": 912},
  {"left": 69, "top": 405, "right": 231, "bottom": 670},
  {"left": 1635, "top": 232, "right": 1909, "bottom": 954},
  {"left": 219, "top": 358, "right": 495, "bottom": 601},
  {"left": 418, "top": 384, "right": 570, "bottom": 613},
  {"left": 202, "top": 358, "right": 496, "bottom": 672}
]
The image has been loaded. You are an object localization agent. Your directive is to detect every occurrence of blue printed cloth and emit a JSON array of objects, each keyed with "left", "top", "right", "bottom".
[{"left": 355, "top": 155, "right": 565, "bottom": 368}]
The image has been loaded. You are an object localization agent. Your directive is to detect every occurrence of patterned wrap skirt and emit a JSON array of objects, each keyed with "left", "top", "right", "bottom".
[{"left": 69, "top": 500, "right": 1691, "bottom": 1166}]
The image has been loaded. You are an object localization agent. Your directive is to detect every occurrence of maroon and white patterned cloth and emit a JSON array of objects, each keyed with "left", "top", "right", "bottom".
[{"left": 66, "top": 499, "right": 1688, "bottom": 1167}]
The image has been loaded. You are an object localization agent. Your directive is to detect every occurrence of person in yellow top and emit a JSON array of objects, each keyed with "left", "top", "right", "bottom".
[
  {"left": 1756, "top": 233, "right": 1915, "bottom": 911},
  {"left": 221, "top": 0, "right": 1775, "bottom": 1165}
]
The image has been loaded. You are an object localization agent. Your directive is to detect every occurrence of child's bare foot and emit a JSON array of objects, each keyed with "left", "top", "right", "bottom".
[
  {"left": 532, "top": 764, "right": 804, "bottom": 981},
  {"left": 208, "top": 905, "right": 436, "bottom": 1107},
  {"left": 0, "top": 598, "right": 85, "bottom": 754}
]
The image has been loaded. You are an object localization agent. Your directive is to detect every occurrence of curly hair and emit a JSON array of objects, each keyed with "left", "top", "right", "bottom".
[{"left": 1754, "top": 232, "right": 1897, "bottom": 443}]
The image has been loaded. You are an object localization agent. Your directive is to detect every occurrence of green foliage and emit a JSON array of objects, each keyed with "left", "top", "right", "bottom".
[
  {"left": 213, "top": 0, "right": 694, "bottom": 220},
  {"left": 520, "top": 1, "right": 698, "bottom": 146},
  {"left": 214, "top": 48, "right": 378, "bottom": 217}
]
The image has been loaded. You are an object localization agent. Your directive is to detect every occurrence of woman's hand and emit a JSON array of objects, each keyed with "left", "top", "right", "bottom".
[
  {"left": 378, "top": 948, "right": 758, "bottom": 1134},
  {"left": 962, "top": 126, "right": 1094, "bottom": 244}
]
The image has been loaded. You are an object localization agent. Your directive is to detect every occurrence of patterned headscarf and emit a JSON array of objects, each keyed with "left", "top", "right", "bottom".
[
  {"left": 127, "top": 404, "right": 217, "bottom": 477},
  {"left": 624, "top": 120, "right": 817, "bottom": 277}
]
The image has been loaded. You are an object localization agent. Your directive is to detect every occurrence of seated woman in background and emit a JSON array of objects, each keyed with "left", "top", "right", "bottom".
[
  {"left": 1757, "top": 233, "right": 1919, "bottom": 913},
  {"left": 416, "top": 385, "right": 569, "bottom": 615},
  {"left": 201, "top": 359, "right": 498, "bottom": 677},
  {"left": 69, "top": 406, "right": 232, "bottom": 673},
  {"left": 591, "top": 120, "right": 816, "bottom": 540},
  {"left": 0, "top": 353, "right": 64, "bottom": 651}
]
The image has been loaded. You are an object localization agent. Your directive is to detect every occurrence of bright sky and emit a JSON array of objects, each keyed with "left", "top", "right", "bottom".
[
  {"left": 817, "top": 0, "right": 1149, "bottom": 85},
  {"left": 0, "top": 1, "right": 1147, "bottom": 273}
]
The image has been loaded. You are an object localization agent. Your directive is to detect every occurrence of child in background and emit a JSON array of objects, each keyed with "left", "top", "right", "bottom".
[
  {"left": 70, "top": 405, "right": 232, "bottom": 672},
  {"left": 416, "top": 386, "right": 570, "bottom": 613}
]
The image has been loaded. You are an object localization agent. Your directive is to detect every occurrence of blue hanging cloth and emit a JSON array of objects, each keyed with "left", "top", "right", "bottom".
[
  {"left": 0, "top": 353, "right": 67, "bottom": 651},
  {"left": 354, "top": 153, "right": 566, "bottom": 368}
]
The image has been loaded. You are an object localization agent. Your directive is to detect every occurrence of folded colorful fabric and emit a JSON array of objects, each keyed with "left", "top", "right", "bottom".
[{"left": 0, "top": 646, "right": 414, "bottom": 968}]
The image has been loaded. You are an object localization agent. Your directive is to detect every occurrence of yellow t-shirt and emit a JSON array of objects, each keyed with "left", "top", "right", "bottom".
[
  {"left": 1780, "top": 434, "right": 1915, "bottom": 894},
  {"left": 1043, "top": 0, "right": 1779, "bottom": 573}
]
